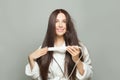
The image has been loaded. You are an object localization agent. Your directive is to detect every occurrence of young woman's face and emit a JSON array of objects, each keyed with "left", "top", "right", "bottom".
[{"left": 55, "top": 12, "right": 67, "bottom": 37}]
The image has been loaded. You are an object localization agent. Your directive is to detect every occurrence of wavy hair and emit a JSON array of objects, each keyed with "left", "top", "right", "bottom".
[{"left": 36, "top": 9, "right": 84, "bottom": 80}]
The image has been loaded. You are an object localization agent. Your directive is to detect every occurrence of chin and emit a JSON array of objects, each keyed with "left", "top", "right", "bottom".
[
  {"left": 56, "top": 33, "right": 65, "bottom": 36},
  {"left": 57, "top": 34, "right": 64, "bottom": 36}
]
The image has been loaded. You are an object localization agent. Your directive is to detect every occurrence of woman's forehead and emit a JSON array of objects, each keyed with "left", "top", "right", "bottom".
[{"left": 56, "top": 13, "right": 66, "bottom": 20}]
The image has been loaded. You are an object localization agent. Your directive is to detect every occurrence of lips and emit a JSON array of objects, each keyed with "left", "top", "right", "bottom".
[{"left": 56, "top": 28, "right": 64, "bottom": 32}]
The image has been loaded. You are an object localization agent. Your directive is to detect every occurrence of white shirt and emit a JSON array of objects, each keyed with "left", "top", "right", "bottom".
[{"left": 25, "top": 43, "right": 93, "bottom": 80}]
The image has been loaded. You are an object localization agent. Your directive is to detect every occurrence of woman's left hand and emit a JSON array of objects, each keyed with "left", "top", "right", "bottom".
[{"left": 66, "top": 46, "right": 81, "bottom": 63}]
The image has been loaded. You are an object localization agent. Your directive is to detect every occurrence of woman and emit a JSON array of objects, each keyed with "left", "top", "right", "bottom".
[{"left": 25, "top": 9, "right": 93, "bottom": 80}]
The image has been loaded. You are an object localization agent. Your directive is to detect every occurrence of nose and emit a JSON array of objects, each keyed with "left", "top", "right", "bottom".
[{"left": 59, "top": 22, "right": 63, "bottom": 27}]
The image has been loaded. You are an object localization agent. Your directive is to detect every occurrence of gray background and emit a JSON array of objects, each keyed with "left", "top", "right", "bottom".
[{"left": 0, "top": 0, "right": 120, "bottom": 80}]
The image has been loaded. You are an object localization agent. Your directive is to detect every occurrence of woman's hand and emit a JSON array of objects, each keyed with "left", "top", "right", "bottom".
[
  {"left": 28, "top": 47, "right": 48, "bottom": 70},
  {"left": 29, "top": 47, "right": 48, "bottom": 60},
  {"left": 67, "top": 46, "right": 84, "bottom": 75},
  {"left": 66, "top": 46, "right": 81, "bottom": 63}
]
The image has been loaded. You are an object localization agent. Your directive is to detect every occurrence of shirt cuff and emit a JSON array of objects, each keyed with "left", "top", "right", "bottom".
[
  {"left": 76, "top": 62, "right": 88, "bottom": 79},
  {"left": 25, "top": 62, "right": 39, "bottom": 79}
]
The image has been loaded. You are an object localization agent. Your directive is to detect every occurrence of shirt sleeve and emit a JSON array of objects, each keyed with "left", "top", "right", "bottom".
[
  {"left": 76, "top": 43, "right": 93, "bottom": 80},
  {"left": 25, "top": 61, "right": 42, "bottom": 80}
]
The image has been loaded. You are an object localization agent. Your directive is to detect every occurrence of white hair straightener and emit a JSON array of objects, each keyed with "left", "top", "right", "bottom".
[{"left": 48, "top": 46, "right": 82, "bottom": 52}]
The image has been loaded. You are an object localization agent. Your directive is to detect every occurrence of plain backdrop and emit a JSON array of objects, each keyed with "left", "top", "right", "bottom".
[{"left": 0, "top": 0, "right": 120, "bottom": 80}]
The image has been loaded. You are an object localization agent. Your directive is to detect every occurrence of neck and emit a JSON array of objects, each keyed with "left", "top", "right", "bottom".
[{"left": 55, "top": 36, "right": 65, "bottom": 47}]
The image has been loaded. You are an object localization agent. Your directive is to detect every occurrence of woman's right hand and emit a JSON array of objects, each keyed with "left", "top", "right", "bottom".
[{"left": 28, "top": 47, "right": 48, "bottom": 70}]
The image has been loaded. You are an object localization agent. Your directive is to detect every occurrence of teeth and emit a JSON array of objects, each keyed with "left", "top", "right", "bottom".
[
  {"left": 57, "top": 29, "right": 64, "bottom": 31},
  {"left": 57, "top": 30, "right": 63, "bottom": 32},
  {"left": 58, "top": 30, "right": 63, "bottom": 31}
]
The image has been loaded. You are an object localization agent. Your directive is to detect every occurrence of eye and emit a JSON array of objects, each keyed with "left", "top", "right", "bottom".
[
  {"left": 55, "top": 19, "right": 59, "bottom": 23},
  {"left": 63, "top": 20, "right": 67, "bottom": 23}
]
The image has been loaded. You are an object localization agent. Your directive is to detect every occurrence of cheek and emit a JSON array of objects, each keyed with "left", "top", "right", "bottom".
[
  {"left": 55, "top": 23, "right": 58, "bottom": 27},
  {"left": 64, "top": 24, "right": 67, "bottom": 30},
  {"left": 65, "top": 28, "right": 67, "bottom": 33},
  {"left": 63, "top": 24, "right": 67, "bottom": 32}
]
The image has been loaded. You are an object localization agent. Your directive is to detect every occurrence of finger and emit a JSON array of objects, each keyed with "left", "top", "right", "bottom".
[
  {"left": 37, "top": 47, "right": 48, "bottom": 56},
  {"left": 66, "top": 46, "right": 72, "bottom": 54},
  {"left": 67, "top": 46, "right": 76, "bottom": 56},
  {"left": 41, "top": 47, "right": 48, "bottom": 51},
  {"left": 41, "top": 49, "right": 48, "bottom": 54},
  {"left": 72, "top": 46, "right": 81, "bottom": 53},
  {"left": 72, "top": 46, "right": 80, "bottom": 51},
  {"left": 68, "top": 46, "right": 78, "bottom": 54}
]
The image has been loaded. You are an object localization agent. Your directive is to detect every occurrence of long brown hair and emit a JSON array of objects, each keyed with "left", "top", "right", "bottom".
[{"left": 36, "top": 9, "right": 84, "bottom": 80}]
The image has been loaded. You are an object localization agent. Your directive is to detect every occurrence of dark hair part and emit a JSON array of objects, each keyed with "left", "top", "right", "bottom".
[{"left": 36, "top": 9, "right": 84, "bottom": 80}]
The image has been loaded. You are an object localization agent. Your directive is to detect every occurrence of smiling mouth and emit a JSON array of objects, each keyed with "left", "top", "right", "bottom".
[{"left": 57, "top": 29, "right": 64, "bottom": 32}]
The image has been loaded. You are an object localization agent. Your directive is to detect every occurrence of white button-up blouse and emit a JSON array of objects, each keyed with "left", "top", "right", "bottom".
[{"left": 25, "top": 42, "right": 93, "bottom": 80}]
